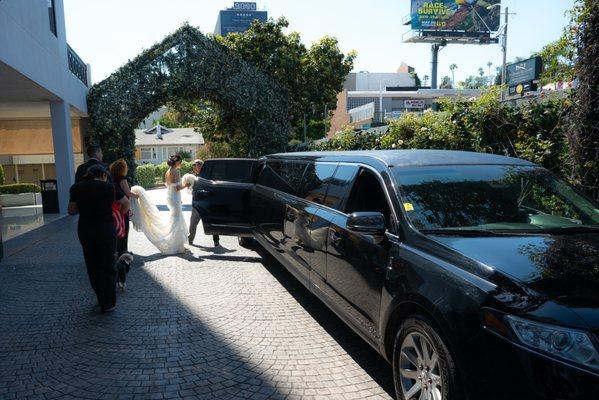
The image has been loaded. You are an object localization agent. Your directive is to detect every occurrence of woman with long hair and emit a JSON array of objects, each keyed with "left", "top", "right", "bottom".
[{"left": 109, "top": 159, "right": 138, "bottom": 256}]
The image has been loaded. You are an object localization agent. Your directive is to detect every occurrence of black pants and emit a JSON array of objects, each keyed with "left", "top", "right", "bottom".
[
  {"left": 116, "top": 214, "right": 130, "bottom": 256},
  {"left": 78, "top": 222, "right": 117, "bottom": 310},
  {"left": 189, "top": 207, "right": 219, "bottom": 244}
]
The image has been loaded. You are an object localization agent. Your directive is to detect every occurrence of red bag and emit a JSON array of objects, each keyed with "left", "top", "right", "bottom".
[{"left": 112, "top": 186, "right": 126, "bottom": 239}]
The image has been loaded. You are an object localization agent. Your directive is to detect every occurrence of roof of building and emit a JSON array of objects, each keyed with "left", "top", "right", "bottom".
[
  {"left": 268, "top": 150, "right": 535, "bottom": 168},
  {"left": 347, "top": 89, "right": 482, "bottom": 99},
  {"left": 134, "top": 125, "right": 204, "bottom": 146}
]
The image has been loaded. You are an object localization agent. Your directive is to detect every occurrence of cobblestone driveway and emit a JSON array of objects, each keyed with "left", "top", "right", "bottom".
[{"left": 0, "top": 191, "right": 394, "bottom": 399}]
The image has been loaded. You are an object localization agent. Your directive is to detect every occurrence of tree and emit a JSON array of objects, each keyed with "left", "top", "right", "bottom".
[
  {"left": 459, "top": 75, "right": 487, "bottom": 89},
  {"left": 411, "top": 72, "right": 422, "bottom": 88},
  {"left": 439, "top": 76, "right": 453, "bottom": 89},
  {"left": 566, "top": 0, "right": 599, "bottom": 201},
  {"left": 423, "top": 75, "right": 430, "bottom": 87},
  {"left": 449, "top": 64, "right": 458, "bottom": 87},
  {"left": 217, "top": 17, "right": 356, "bottom": 142}
]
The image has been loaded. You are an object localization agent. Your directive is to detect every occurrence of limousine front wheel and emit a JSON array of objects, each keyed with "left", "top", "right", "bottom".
[{"left": 393, "top": 316, "right": 459, "bottom": 400}]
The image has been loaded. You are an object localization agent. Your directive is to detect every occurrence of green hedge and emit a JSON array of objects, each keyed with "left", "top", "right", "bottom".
[
  {"left": 0, "top": 184, "right": 42, "bottom": 195},
  {"left": 154, "top": 161, "right": 193, "bottom": 180},
  {"left": 135, "top": 164, "right": 156, "bottom": 189},
  {"left": 302, "top": 90, "right": 596, "bottom": 199},
  {"left": 0, "top": 164, "right": 4, "bottom": 185}
]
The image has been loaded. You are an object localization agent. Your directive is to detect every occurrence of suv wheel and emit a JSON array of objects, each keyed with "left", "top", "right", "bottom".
[
  {"left": 238, "top": 236, "right": 254, "bottom": 248},
  {"left": 393, "top": 315, "right": 460, "bottom": 400}
]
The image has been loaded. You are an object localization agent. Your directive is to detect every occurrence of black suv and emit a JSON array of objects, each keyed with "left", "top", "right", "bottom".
[{"left": 193, "top": 150, "right": 599, "bottom": 400}]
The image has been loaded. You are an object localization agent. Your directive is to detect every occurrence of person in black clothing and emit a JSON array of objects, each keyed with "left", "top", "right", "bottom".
[
  {"left": 109, "top": 159, "right": 139, "bottom": 256},
  {"left": 75, "top": 145, "right": 105, "bottom": 183},
  {"left": 188, "top": 159, "right": 220, "bottom": 247},
  {"left": 69, "top": 165, "right": 130, "bottom": 313}
]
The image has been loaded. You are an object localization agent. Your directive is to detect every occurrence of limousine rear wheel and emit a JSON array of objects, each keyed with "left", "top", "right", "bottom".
[{"left": 393, "top": 315, "right": 459, "bottom": 400}]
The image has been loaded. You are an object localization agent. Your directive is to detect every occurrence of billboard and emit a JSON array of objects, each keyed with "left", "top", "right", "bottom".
[
  {"left": 506, "top": 56, "right": 543, "bottom": 86},
  {"left": 410, "top": 0, "right": 501, "bottom": 34}
]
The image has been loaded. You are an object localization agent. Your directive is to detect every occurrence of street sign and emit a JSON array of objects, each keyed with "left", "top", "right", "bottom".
[
  {"left": 404, "top": 100, "right": 426, "bottom": 109},
  {"left": 506, "top": 56, "right": 543, "bottom": 86}
]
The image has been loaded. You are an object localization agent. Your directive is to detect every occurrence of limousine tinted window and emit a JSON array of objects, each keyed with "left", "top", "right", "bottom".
[
  {"left": 323, "top": 164, "right": 358, "bottom": 211},
  {"left": 200, "top": 159, "right": 255, "bottom": 183},
  {"left": 257, "top": 160, "right": 307, "bottom": 195},
  {"left": 297, "top": 163, "right": 337, "bottom": 204},
  {"left": 346, "top": 168, "right": 391, "bottom": 224}
]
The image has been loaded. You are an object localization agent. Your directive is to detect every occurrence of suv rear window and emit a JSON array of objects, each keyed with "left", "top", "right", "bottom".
[{"left": 200, "top": 159, "right": 256, "bottom": 183}]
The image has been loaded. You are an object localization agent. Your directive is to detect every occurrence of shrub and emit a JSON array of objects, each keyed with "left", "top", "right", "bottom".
[
  {"left": 135, "top": 164, "right": 156, "bottom": 189},
  {"left": 0, "top": 184, "right": 42, "bottom": 195},
  {"left": 155, "top": 162, "right": 169, "bottom": 179},
  {"left": 306, "top": 91, "right": 586, "bottom": 194},
  {"left": 180, "top": 160, "right": 193, "bottom": 175},
  {"left": 0, "top": 164, "right": 4, "bottom": 185}
]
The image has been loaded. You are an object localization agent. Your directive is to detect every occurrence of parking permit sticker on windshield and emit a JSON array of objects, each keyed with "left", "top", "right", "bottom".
[{"left": 403, "top": 203, "right": 414, "bottom": 212}]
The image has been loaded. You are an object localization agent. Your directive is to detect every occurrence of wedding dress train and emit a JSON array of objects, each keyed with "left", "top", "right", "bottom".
[{"left": 130, "top": 182, "right": 188, "bottom": 255}]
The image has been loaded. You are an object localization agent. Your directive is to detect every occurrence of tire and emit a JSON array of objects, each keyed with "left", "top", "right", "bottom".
[
  {"left": 393, "top": 315, "right": 461, "bottom": 400},
  {"left": 238, "top": 236, "right": 254, "bottom": 248}
]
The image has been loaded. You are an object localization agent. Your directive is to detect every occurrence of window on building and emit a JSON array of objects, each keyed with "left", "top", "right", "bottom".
[
  {"left": 47, "top": 0, "right": 57, "bottom": 36},
  {"left": 141, "top": 148, "right": 152, "bottom": 160}
]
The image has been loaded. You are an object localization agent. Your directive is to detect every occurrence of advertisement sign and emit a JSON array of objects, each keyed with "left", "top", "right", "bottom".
[
  {"left": 410, "top": 0, "right": 501, "bottom": 33},
  {"left": 404, "top": 100, "right": 426, "bottom": 109},
  {"left": 506, "top": 56, "right": 543, "bottom": 86}
]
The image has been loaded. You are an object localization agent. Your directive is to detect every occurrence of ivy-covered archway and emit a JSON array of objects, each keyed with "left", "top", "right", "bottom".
[{"left": 87, "top": 24, "right": 290, "bottom": 164}]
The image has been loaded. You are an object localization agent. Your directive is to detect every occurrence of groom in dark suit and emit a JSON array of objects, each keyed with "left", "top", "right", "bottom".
[
  {"left": 75, "top": 145, "right": 105, "bottom": 183},
  {"left": 188, "top": 159, "right": 220, "bottom": 247}
]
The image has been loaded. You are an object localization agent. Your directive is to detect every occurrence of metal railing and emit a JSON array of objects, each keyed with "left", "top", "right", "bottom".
[{"left": 67, "top": 44, "right": 88, "bottom": 86}]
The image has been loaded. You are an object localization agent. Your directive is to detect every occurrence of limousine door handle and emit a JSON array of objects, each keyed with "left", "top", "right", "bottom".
[{"left": 195, "top": 189, "right": 210, "bottom": 199}]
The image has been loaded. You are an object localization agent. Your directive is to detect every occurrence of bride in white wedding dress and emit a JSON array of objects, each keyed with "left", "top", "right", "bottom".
[{"left": 129, "top": 154, "right": 191, "bottom": 255}]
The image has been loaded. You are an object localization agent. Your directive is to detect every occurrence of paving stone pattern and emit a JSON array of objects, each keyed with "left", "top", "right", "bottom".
[{"left": 0, "top": 197, "right": 394, "bottom": 399}]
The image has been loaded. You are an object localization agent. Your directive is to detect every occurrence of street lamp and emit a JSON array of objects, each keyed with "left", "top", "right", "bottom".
[{"left": 488, "top": 4, "right": 515, "bottom": 100}]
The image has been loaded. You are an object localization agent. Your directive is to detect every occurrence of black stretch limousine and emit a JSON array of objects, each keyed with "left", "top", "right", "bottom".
[{"left": 192, "top": 150, "right": 599, "bottom": 400}]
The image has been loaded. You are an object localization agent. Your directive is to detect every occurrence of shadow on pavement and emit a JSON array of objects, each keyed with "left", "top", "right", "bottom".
[{"left": 254, "top": 245, "right": 396, "bottom": 397}]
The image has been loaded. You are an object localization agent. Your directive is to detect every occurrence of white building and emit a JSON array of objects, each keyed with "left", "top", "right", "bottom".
[
  {"left": 0, "top": 0, "right": 91, "bottom": 212},
  {"left": 135, "top": 125, "right": 205, "bottom": 164}
]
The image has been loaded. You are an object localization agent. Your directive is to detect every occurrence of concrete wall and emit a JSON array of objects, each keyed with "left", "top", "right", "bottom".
[{"left": 0, "top": 0, "right": 88, "bottom": 113}]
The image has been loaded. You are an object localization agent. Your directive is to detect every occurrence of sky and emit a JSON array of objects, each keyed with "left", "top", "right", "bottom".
[{"left": 63, "top": 0, "right": 575, "bottom": 85}]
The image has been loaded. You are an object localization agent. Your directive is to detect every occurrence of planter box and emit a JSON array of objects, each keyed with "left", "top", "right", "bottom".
[{"left": 0, "top": 193, "right": 42, "bottom": 207}]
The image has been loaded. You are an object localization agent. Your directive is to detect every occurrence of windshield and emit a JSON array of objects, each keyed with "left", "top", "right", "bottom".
[{"left": 392, "top": 165, "right": 599, "bottom": 232}]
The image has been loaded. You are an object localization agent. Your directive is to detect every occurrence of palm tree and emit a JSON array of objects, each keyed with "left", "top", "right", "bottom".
[
  {"left": 423, "top": 75, "right": 430, "bottom": 87},
  {"left": 487, "top": 61, "right": 493, "bottom": 86},
  {"left": 449, "top": 64, "right": 458, "bottom": 88}
]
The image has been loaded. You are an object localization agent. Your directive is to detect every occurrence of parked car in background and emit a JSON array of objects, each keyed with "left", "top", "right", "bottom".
[{"left": 193, "top": 150, "right": 599, "bottom": 400}]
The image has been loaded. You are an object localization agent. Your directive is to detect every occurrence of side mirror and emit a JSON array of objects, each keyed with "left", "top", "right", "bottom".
[{"left": 347, "top": 212, "right": 386, "bottom": 234}]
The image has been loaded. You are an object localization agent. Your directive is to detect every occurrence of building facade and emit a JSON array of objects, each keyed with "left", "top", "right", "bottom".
[
  {"left": 134, "top": 125, "right": 205, "bottom": 165},
  {"left": 328, "top": 69, "right": 482, "bottom": 135},
  {"left": 0, "top": 0, "right": 91, "bottom": 212},
  {"left": 214, "top": 2, "right": 267, "bottom": 36}
]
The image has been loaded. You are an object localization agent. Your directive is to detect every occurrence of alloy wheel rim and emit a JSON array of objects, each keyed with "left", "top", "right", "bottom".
[{"left": 399, "top": 332, "right": 443, "bottom": 400}]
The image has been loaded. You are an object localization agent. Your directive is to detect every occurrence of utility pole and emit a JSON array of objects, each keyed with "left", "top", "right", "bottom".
[
  {"left": 500, "top": 7, "right": 509, "bottom": 100},
  {"left": 430, "top": 40, "right": 447, "bottom": 89}
]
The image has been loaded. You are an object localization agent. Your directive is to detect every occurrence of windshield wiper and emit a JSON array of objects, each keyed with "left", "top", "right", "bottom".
[
  {"left": 533, "top": 226, "right": 599, "bottom": 234},
  {"left": 419, "top": 229, "right": 512, "bottom": 237}
]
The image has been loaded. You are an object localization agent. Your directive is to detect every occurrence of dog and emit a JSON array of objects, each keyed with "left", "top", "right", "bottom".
[{"left": 115, "top": 253, "right": 134, "bottom": 291}]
